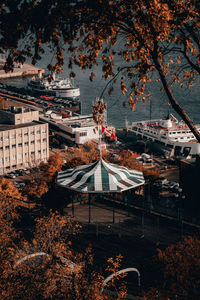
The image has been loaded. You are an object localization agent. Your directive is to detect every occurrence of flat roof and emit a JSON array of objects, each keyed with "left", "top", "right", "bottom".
[{"left": 0, "top": 120, "right": 46, "bottom": 132}]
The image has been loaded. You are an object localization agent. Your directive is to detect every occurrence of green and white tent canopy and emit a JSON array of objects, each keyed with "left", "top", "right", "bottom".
[{"left": 57, "top": 159, "right": 145, "bottom": 193}]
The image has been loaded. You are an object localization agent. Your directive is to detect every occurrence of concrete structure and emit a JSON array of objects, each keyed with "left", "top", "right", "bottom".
[
  {"left": 0, "top": 106, "right": 49, "bottom": 174},
  {"left": 40, "top": 112, "right": 115, "bottom": 145},
  {"left": 0, "top": 59, "right": 44, "bottom": 79}
]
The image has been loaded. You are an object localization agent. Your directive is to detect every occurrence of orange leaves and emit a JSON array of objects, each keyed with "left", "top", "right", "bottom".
[
  {"left": 92, "top": 98, "right": 106, "bottom": 125},
  {"left": 102, "top": 60, "right": 114, "bottom": 79},
  {"left": 142, "top": 96, "right": 146, "bottom": 103},
  {"left": 34, "top": 210, "right": 81, "bottom": 254},
  {"left": 129, "top": 92, "right": 136, "bottom": 111},
  {"left": 120, "top": 80, "right": 127, "bottom": 95},
  {"left": 156, "top": 236, "right": 200, "bottom": 298},
  {"left": 26, "top": 180, "right": 48, "bottom": 200},
  {"left": 183, "top": 70, "right": 193, "bottom": 79},
  {"left": 44, "top": 151, "right": 64, "bottom": 178},
  {"left": 89, "top": 72, "right": 96, "bottom": 82},
  {"left": 0, "top": 97, "right": 8, "bottom": 109},
  {"left": 106, "top": 254, "right": 123, "bottom": 274},
  {"left": 120, "top": 152, "right": 160, "bottom": 179}
]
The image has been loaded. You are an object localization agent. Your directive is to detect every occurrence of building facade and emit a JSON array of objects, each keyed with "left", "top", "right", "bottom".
[
  {"left": 40, "top": 113, "right": 115, "bottom": 145},
  {"left": 0, "top": 106, "right": 49, "bottom": 174}
]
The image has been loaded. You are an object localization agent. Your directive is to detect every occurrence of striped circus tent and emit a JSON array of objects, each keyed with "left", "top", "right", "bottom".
[{"left": 57, "top": 159, "right": 145, "bottom": 193}]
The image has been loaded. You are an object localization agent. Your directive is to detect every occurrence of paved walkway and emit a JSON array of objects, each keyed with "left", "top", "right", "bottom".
[
  {"left": 64, "top": 200, "right": 198, "bottom": 296},
  {"left": 64, "top": 200, "right": 197, "bottom": 246}
]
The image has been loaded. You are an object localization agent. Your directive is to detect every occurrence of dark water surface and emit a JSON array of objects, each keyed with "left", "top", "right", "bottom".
[{"left": 2, "top": 53, "right": 200, "bottom": 129}]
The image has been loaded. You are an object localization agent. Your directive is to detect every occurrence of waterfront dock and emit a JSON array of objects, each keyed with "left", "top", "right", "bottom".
[{"left": 0, "top": 59, "right": 44, "bottom": 79}]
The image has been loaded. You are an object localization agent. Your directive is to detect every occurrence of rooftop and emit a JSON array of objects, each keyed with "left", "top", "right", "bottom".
[
  {"left": 0, "top": 106, "right": 34, "bottom": 114},
  {"left": 41, "top": 113, "right": 97, "bottom": 128},
  {"left": 0, "top": 120, "right": 45, "bottom": 132}
]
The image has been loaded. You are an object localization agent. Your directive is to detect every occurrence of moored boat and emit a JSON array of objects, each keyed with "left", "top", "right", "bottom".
[
  {"left": 27, "top": 73, "right": 80, "bottom": 99},
  {"left": 126, "top": 114, "right": 200, "bottom": 157}
]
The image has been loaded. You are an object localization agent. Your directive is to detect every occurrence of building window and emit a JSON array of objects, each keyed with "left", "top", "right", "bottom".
[
  {"left": 36, "top": 130, "right": 41, "bottom": 134},
  {"left": 31, "top": 141, "right": 35, "bottom": 145},
  {"left": 80, "top": 132, "right": 87, "bottom": 137},
  {"left": 38, "top": 150, "right": 41, "bottom": 154},
  {"left": 37, "top": 139, "right": 40, "bottom": 143},
  {"left": 18, "top": 143, "right": 22, "bottom": 147},
  {"left": 5, "top": 145, "right": 9, "bottom": 150},
  {"left": 25, "top": 142, "right": 28, "bottom": 146},
  {"left": 12, "top": 165, "right": 17, "bottom": 169},
  {"left": 31, "top": 151, "right": 35, "bottom": 155},
  {"left": 0, "top": 137, "right": 2, "bottom": 141},
  {"left": 31, "top": 131, "right": 35, "bottom": 135},
  {"left": 18, "top": 133, "right": 22, "bottom": 138},
  {"left": 12, "top": 144, "right": 16, "bottom": 149},
  {"left": 0, "top": 147, "right": 3, "bottom": 151},
  {"left": 42, "top": 138, "right": 47, "bottom": 142},
  {"left": 24, "top": 132, "right": 28, "bottom": 136},
  {"left": 5, "top": 157, "right": 9, "bottom": 162}
]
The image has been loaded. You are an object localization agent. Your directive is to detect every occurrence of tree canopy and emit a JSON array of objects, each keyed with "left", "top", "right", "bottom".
[
  {"left": 144, "top": 236, "right": 200, "bottom": 299},
  {"left": 1, "top": 0, "right": 200, "bottom": 140}
]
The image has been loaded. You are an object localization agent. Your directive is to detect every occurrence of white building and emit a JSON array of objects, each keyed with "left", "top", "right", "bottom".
[
  {"left": 0, "top": 106, "right": 49, "bottom": 174},
  {"left": 40, "top": 112, "right": 115, "bottom": 145}
]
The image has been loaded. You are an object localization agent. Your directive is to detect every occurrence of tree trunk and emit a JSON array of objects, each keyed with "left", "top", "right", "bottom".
[{"left": 154, "top": 57, "right": 200, "bottom": 143}]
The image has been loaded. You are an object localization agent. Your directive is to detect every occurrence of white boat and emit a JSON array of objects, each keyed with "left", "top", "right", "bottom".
[
  {"left": 27, "top": 73, "right": 80, "bottom": 99},
  {"left": 126, "top": 114, "right": 200, "bottom": 157}
]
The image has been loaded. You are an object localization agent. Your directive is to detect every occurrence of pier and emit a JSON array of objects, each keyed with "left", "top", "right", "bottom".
[{"left": 0, "top": 59, "right": 44, "bottom": 79}]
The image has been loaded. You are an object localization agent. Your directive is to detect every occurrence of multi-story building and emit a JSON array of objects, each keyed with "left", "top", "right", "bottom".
[
  {"left": 0, "top": 105, "right": 49, "bottom": 174},
  {"left": 40, "top": 112, "right": 115, "bottom": 145}
]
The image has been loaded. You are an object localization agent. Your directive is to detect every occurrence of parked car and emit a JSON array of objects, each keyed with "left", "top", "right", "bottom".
[
  {"left": 13, "top": 181, "right": 25, "bottom": 188},
  {"left": 15, "top": 169, "right": 26, "bottom": 176},
  {"left": 5, "top": 173, "right": 16, "bottom": 179},
  {"left": 145, "top": 158, "right": 153, "bottom": 164},
  {"left": 141, "top": 153, "right": 151, "bottom": 160}
]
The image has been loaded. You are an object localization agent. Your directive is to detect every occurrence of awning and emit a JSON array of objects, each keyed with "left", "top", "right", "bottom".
[{"left": 57, "top": 159, "right": 145, "bottom": 193}]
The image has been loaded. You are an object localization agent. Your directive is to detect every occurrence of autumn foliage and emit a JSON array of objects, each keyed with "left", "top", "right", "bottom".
[
  {"left": 63, "top": 141, "right": 109, "bottom": 169},
  {"left": 0, "top": 96, "right": 8, "bottom": 109},
  {"left": 0, "top": 178, "right": 23, "bottom": 298},
  {"left": 25, "top": 151, "right": 64, "bottom": 201},
  {"left": 143, "top": 236, "right": 200, "bottom": 299},
  {"left": 0, "top": 208, "right": 127, "bottom": 299},
  {"left": 120, "top": 151, "right": 160, "bottom": 180}
]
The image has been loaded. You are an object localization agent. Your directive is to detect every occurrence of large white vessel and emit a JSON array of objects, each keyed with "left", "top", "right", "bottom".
[
  {"left": 126, "top": 114, "right": 200, "bottom": 157},
  {"left": 27, "top": 73, "right": 80, "bottom": 99}
]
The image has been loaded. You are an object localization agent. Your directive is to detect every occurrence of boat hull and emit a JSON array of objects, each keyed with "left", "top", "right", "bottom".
[
  {"left": 126, "top": 118, "right": 200, "bottom": 157},
  {"left": 27, "top": 84, "right": 80, "bottom": 99}
]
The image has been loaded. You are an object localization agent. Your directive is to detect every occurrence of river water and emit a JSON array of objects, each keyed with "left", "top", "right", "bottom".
[{"left": 2, "top": 53, "right": 200, "bottom": 129}]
